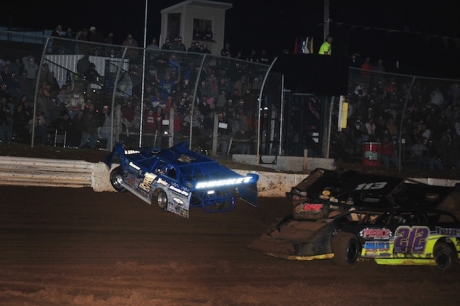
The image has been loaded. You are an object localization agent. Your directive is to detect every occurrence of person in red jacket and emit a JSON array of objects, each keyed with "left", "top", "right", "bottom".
[
  {"left": 360, "top": 57, "right": 373, "bottom": 79},
  {"left": 143, "top": 109, "right": 156, "bottom": 132},
  {"left": 380, "top": 133, "right": 399, "bottom": 168},
  {"left": 143, "top": 107, "right": 164, "bottom": 147}
]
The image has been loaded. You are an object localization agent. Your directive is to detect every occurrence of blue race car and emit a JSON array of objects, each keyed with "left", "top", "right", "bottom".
[{"left": 104, "top": 142, "right": 259, "bottom": 218}]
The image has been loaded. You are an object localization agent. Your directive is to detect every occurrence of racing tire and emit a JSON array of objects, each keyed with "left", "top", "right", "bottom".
[
  {"left": 156, "top": 190, "right": 168, "bottom": 211},
  {"left": 431, "top": 242, "right": 455, "bottom": 273},
  {"left": 110, "top": 166, "right": 127, "bottom": 193},
  {"left": 332, "top": 232, "right": 360, "bottom": 267}
]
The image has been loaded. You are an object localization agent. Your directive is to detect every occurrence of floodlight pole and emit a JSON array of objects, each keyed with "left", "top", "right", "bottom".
[
  {"left": 324, "top": 0, "right": 330, "bottom": 39},
  {"left": 139, "top": 0, "right": 148, "bottom": 147}
]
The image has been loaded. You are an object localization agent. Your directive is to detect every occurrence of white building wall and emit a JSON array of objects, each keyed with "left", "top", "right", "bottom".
[{"left": 160, "top": 1, "right": 230, "bottom": 56}]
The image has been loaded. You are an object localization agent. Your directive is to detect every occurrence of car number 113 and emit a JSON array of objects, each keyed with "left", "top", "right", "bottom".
[{"left": 355, "top": 182, "right": 387, "bottom": 190}]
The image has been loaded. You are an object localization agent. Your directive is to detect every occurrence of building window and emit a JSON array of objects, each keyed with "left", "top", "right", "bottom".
[
  {"left": 167, "top": 13, "right": 181, "bottom": 40},
  {"left": 193, "top": 19, "right": 214, "bottom": 41}
]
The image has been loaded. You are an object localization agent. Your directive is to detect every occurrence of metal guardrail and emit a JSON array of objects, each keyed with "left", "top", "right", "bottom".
[{"left": 0, "top": 157, "right": 303, "bottom": 196}]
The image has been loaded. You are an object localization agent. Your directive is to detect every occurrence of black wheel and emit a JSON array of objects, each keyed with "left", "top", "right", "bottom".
[
  {"left": 110, "top": 166, "right": 127, "bottom": 193},
  {"left": 431, "top": 242, "right": 455, "bottom": 273},
  {"left": 332, "top": 232, "right": 360, "bottom": 267},
  {"left": 156, "top": 190, "right": 168, "bottom": 211}
]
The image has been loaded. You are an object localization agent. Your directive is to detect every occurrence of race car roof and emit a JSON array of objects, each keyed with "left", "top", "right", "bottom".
[{"left": 108, "top": 142, "right": 246, "bottom": 181}]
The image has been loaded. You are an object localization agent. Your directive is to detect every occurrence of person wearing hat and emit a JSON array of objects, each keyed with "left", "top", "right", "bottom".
[
  {"left": 89, "top": 26, "right": 103, "bottom": 42},
  {"left": 170, "top": 36, "right": 186, "bottom": 52},
  {"left": 122, "top": 33, "right": 139, "bottom": 59},
  {"left": 161, "top": 38, "right": 171, "bottom": 50},
  {"left": 88, "top": 26, "right": 104, "bottom": 55}
]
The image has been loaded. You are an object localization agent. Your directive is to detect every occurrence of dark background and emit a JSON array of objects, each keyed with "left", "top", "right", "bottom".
[{"left": 2, "top": 0, "right": 460, "bottom": 78}]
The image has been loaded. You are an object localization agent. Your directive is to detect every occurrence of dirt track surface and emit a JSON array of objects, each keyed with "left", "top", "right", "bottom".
[{"left": 1, "top": 187, "right": 459, "bottom": 306}]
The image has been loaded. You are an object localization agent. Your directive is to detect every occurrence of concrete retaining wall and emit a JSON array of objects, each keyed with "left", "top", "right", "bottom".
[
  {"left": 0, "top": 157, "right": 93, "bottom": 188},
  {"left": 1, "top": 157, "right": 459, "bottom": 197},
  {"left": 232, "top": 154, "right": 336, "bottom": 172}
]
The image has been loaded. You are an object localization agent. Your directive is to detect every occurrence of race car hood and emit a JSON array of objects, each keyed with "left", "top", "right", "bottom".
[{"left": 248, "top": 215, "right": 337, "bottom": 260}]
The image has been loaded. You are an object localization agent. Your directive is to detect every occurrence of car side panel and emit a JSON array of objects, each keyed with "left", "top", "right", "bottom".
[
  {"left": 150, "top": 176, "right": 192, "bottom": 218},
  {"left": 360, "top": 225, "right": 460, "bottom": 261}
]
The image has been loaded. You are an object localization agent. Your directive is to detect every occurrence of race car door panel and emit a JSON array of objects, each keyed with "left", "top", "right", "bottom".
[{"left": 150, "top": 175, "right": 192, "bottom": 218}]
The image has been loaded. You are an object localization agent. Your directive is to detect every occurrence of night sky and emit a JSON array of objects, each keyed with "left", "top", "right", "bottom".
[{"left": 2, "top": 0, "right": 460, "bottom": 77}]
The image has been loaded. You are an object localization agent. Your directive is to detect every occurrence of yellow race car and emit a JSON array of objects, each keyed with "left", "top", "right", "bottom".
[{"left": 249, "top": 208, "right": 460, "bottom": 273}]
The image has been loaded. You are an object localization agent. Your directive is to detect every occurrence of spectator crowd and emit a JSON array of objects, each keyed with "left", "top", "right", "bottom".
[
  {"left": 329, "top": 54, "right": 460, "bottom": 170},
  {"left": 1, "top": 27, "right": 460, "bottom": 171},
  {"left": 0, "top": 25, "right": 271, "bottom": 155}
]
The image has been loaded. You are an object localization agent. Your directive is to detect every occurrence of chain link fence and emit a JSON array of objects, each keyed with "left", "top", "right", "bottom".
[
  {"left": 0, "top": 30, "right": 270, "bottom": 162},
  {"left": 330, "top": 68, "right": 460, "bottom": 171},
  {"left": 1, "top": 30, "right": 459, "bottom": 173}
]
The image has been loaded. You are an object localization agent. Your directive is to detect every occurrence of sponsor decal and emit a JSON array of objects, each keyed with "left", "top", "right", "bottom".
[
  {"left": 360, "top": 228, "right": 392, "bottom": 240},
  {"left": 138, "top": 172, "right": 157, "bottom": 192},
  {"left": 195, "top": 177, "right": 252, "bottom": 189},
  {"left": 436, "top": 227, "right": 460, "bottom": 237},
  {"left": 364, "top": 150, "right": 378, "bottom": 160},
  {"left": 302, "top": 203, "right": 323, "bottom": 212},
  {"left": 173, "top": 197, "right": 184, "bottom": 205},
  {"left": 364, "top": 241, "right": 390, "bottom": 253},
  {"left": 125, "top": 150, "right": 141, "bottom": 155},
  {"left": 394, "top": 226, "right": 429, "bottom": 254},
  {"left": 157, "top": 178, "right": 169, "bottom": 186},
  {"left": 129, "top": 162, "right": 141, "bottom": 170},
  {"left": 169, "top": 185, "right": 189, "bottom": 196},
  {"left": 177, "top": 154, "right": 196, "bottom": 163}
]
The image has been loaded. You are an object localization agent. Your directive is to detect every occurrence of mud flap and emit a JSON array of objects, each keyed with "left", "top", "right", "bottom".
[{"left": 238, "top": 182, "right": 258, "bottom": 207}]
